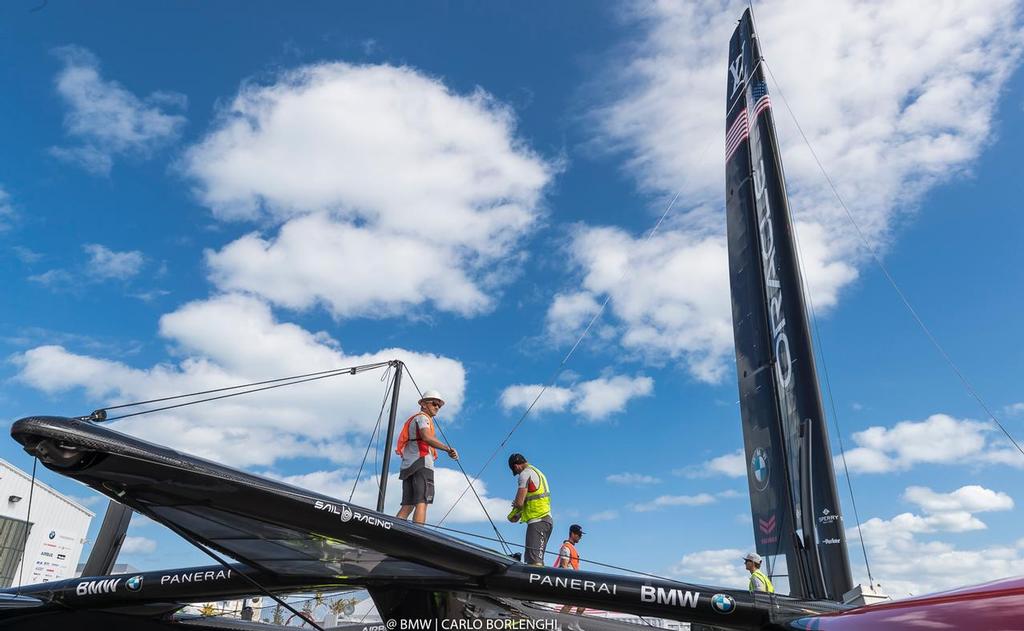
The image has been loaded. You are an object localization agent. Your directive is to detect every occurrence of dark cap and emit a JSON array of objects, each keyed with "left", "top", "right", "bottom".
[
  {"left": 569, "top": 524, "right": 585, "bottom": 535},
  {"left": 508, "top": 453, "right": 527, "bottom": 474}
]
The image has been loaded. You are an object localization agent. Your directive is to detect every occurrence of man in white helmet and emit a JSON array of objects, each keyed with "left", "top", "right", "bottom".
[
  {"left": 743, "top": 552, "right": 774, "bottom": 593},
  {"left": 395, "top": 389, "right": 458, "bottom": 524}
]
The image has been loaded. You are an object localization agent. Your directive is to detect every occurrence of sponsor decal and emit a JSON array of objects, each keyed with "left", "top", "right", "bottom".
[
  {"left": 76, "top": 578, "right": 122, "bottom": 596},
  {"left": 48, "top": 531, "right": 56, "bottom": 540},
  {"left": 822, "top": 538, "right": 841, "bottom": 545},
  {"left": 817, "top": 508, "right": 841, "bottom": 525},
  {"left": 711, "top": 593, "right": 736, "bottom": 615},
  {"left": 758, "top": 514, "right": 779, "bottom": 545},
  {"left": 314, "top": 500, "right": 387, "bottom": 528},
  {"left": 40, "top": 551, "right": 53, "bottom": 558},
  {"left": 160, "top": 569, "right": 233, "bottom": 586},
  {"left": 314, "top": 500, "right": 341, "bottom": 514},
  {"left": 126, "top": 575, "right": 143, "bottom": 591},
  {"left": 528, "top": 573, "right": 617, "bottom": 595},
  {"left": 640, "top": 586, "right": 700, "bottom": 608},
  {"left": 752, "top": 159, "right": 793, "bottom": 388},
  {"left": 57, "top": 553, "right": 66, "bottom": 560},
  {"left": 750, "top": 447, "right": 770, "bottom": 492},
  {"left": 728, "top": 41, "right": 745, "bottom": 100}
]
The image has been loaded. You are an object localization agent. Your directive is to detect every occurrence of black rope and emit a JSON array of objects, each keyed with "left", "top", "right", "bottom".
[
  {"left": 92, "top": 362, "right": 391, "bottom": 422},
  {"left": 15, "top": 458, "right": 38, "bottom": 594},
  {"left": 349, "top": 366, "right": 397, "bottom": 502},
  {"left": 402, "top": 367, "right": 513, "bottom": 556},
  {"left": 99, "top": 362, "right": 392, "bottom": 422}
]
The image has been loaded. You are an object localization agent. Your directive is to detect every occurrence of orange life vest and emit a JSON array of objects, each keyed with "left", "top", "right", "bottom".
[
  {"left": 553, "top": 540, "right": 579, "bottom": 570},
  {"left": 395, "top": 412, "right": 437, "bottom": 459}
]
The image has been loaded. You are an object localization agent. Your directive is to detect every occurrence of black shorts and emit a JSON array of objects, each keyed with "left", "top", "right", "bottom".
[{"left": 401, "top": 468, "right": 435, "bottom": 506}]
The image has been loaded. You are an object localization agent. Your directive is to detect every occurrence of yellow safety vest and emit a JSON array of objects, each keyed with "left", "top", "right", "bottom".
[
  {"left": 520, "top": 465, "right": 551, "bottom": 522},
  {"left": 749, "top": 569, "right": 775, "bottom": 593}
]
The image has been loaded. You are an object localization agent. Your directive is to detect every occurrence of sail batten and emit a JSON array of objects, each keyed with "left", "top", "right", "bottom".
[{"left": 725, "top": 9, "right": 853, "bottom": 602}]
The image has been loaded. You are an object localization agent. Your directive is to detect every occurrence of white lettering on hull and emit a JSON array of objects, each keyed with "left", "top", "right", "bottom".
[
  {"left": 640, "top": 585, "right": 701, "bottom": 608},
  {"left": 160, "top": 569, "right": 233, "bottom": 586},
  {"left": 753, "top": 160, "right": 793, "bottom": 388},
  {"left": 528, "top": 573, "right": 617, "bottom": 595}
]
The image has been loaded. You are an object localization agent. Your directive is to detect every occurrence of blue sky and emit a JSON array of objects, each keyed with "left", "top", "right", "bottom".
[{"left": 1, "top": 0, "right": 1023, "bottom": 599}]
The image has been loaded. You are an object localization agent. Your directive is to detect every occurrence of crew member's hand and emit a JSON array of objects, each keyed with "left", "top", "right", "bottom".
[{"left": 448, "top": 447, "right": 459, "bottom": 460}]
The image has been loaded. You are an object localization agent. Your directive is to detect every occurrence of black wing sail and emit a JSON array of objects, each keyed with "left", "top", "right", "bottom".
[
  {"left": 8, "top": 415, "right": 846, "bottom": 629},
  {"left": 725, "top": 9, "right": 853, "bottom": 601}
]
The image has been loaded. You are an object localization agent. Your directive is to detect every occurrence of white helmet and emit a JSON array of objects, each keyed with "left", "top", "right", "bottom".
[{"left": 419, "top": 389, "right": 445, "bottom": 405}]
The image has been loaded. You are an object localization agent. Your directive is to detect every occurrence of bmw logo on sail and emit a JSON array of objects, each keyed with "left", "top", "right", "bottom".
[
  {"left": 126, "top": 575, "right": 143, "bottom": 591},
  {"left": 711, "top": 593, "right": 736, "bottom": 614},
  {"left": 750, "top": 447, "right": 769, "bottom": 492}
]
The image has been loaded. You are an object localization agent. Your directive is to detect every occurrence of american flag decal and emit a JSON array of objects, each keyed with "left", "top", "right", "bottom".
[
  {"left": 751, "top": 80, "right": 771, "bottom": 120},
  {"left": 725, "top": 109, "right": 749, "bottom": 161}
]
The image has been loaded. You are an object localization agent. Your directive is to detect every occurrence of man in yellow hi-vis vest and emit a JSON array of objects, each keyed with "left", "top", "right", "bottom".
[
  {"left": 507, "top": 453, "right": 552, "bottom": 566},
  {"left": 744, "top": 552, "right": 775, "bottom": 593}
]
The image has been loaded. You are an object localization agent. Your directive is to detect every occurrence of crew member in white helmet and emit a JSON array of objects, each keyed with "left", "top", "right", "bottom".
[
  {"left": 744, "top": 552, "right": 775, "bottom": 593},
  {"left": 394, "top": 390, "right": 458, "bottom": 524}
]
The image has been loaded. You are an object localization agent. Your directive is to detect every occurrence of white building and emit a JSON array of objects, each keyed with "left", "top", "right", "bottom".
[{"left": 0, "top": 458, "right": 94, "bottom": 587}]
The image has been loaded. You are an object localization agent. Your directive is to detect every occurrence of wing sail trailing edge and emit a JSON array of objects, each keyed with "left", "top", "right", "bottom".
[{"left": 725, "top": 9, "right": 853, "bottom": 601}]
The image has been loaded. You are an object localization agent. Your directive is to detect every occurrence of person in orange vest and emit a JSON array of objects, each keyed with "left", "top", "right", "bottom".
[
  {"left": 556, "top": 524, "right": 586, "bottom": 615},
  {"left": 395, "top": 389, "right": 458, "bottom": 524}
]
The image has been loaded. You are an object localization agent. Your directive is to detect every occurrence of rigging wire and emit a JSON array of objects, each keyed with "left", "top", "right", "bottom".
[
  {"left": 436, "top": 190, "right": 684, "bottom": 526},
  {"left": 785, "top": 157, "right": 876, "bottom": 587},
  {"left": 349, "top": 365, "right": 397, "bottom": 502},
  {"left": 14, "top": 458, "right": 38, "bottom": 595},
  {"left": 95, "top": 361, "right": 393, "bottom": 422},
  {"left": 402, "top": 365, "right": 513, "bottom": 556},
  {"left": 760, "top": 61, "right": 1024, "bottom": 462}
]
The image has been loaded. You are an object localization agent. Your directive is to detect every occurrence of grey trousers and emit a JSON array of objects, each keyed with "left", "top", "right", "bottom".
[{"left": 525, "top": 518, "right": 553, "bottom": 565}]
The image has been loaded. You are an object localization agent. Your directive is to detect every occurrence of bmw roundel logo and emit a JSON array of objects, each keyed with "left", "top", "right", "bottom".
[
  {"left": 751, "top": 447, "right": 770, "bottom": 492},
  {"left": 711, "top": 593, "right": 736, "bottom": 614},
  {"left": 126, "top": 575, "right": 143, "bottom": 591},
  {"left": 339, "top": 504, "right": 353, "bottom": 523},
  {"left": 48, "top": 531, "right": 56, "bottom": 540}
]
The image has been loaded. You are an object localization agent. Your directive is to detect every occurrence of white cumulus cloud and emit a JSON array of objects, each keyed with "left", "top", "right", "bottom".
[
  {"left": 841, "top": 414, "right": 1023, "bottom": 474},
  {"left": 185, "top": 62, "right": 554, "bottom": 320},
  {"left": 499, "top": 384, "right": 574, "bottom": 414},
  {"left": 120, "top": 536, "right": 157, "bottom": 555},
  {"left": 630, "top": 493, "right": 717, "bottom": 513},
  {"left": 589, "top": 510, "right": 619, "bottom": 522},
  {"left": 678, "top": 449, "right": 746, "bottom": 478},
  {"left": 13, "top": 293, "right": 466, "bottom": 468},
  {"left": 669, "top": 548, "right": 749, "bottom": 587},
  {"left": 83, "top": 244, "right": 145, "bottom": 281},
  {"left": 903, "top": 485, "right": 1014, "bottom": 514},
  {"left": 500, "top": 373, "right": 653, "bottom": 422},
  {"left": 606, "top": 473, "right": 661, "bottom": 486},
  {"left": 50, "top": 45, "right": 186, "bottom": 175},
  {"left": 852, "top": 484, "right": 1019, "bottom": 595}
]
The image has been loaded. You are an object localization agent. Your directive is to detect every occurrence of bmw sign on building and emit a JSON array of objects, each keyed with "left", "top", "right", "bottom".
[{"left": 0, "top": 458, "right": 95, "bottom": 587}]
